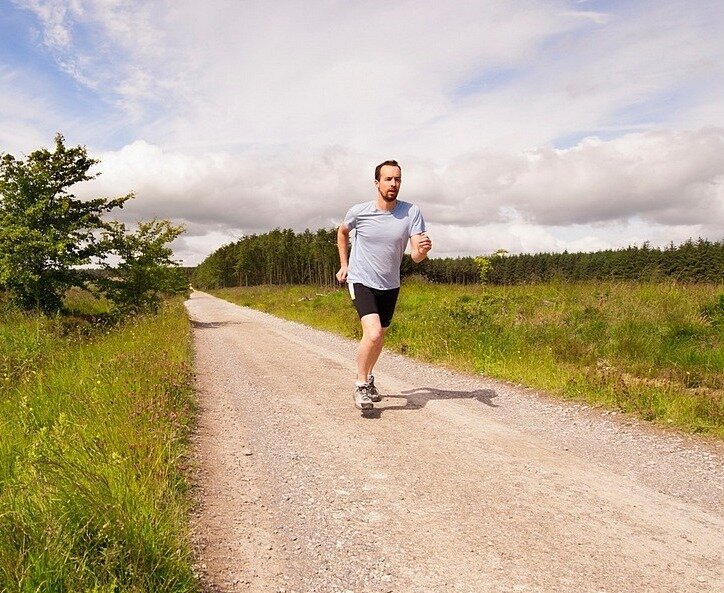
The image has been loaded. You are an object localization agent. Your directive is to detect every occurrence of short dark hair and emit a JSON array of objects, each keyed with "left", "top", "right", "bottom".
[{"left": 375, "top": 160, "right": 401, "bottom": 181}]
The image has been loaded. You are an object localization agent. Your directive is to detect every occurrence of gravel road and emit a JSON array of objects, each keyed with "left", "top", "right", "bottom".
[{"left": 185, "top": 291, "right": 723, "bottom": 593}]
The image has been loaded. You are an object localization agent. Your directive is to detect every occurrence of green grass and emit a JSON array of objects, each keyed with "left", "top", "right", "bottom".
[
  {"left": 0, "top": 297, "right": 198, "bottom": 592},
  {"left": 211, "top": 281, "right": 723, "bottom": 437}
]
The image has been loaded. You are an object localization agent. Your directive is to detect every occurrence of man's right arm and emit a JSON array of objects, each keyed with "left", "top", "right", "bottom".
[{"left": 336, "top": 224, "right": 350, "bottom": 282}]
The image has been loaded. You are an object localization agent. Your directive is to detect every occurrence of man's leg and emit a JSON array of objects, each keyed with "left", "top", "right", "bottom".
[
  {"left": 357, "top": 313, "right": 387, "bottom": 383},
  {"left": 349, "top": 284, "right": 397, "bottom": 409}
]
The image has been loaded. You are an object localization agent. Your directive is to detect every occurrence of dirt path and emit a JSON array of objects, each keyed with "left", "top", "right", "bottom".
[{"left": 185, "top": 291, "right": 723, "bottom": 593}]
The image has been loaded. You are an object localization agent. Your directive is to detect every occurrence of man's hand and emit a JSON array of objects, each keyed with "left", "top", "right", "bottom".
[
  {"left": 336, "top": 265, "right": 348, "bottom": 283},
  {"left": 411, "top": 232, "right": 432, "bottom": 263},
  {"left": 418, "top": 233, "right": 432, "bottom": 254}
]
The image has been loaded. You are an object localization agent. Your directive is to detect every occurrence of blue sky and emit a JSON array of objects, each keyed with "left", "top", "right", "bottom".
[{"left": 1, "top": 0, "right": 723, "bottom": 264}]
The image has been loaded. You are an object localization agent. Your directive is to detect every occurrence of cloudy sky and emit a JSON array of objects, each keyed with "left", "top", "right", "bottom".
[{"left": 2, "top": 0, "right": 723, "bottom": 264}]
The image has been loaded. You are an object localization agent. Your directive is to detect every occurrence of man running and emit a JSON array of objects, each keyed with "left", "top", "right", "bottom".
[{"left": 336, "top": 160, "right": 432, "bottom": 410}]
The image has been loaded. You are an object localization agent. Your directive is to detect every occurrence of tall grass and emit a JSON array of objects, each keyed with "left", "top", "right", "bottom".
[
  {"left": 0, "top": 297, "right": 198, "bottom": 592},
  {"left": 212, "top": 281, "right": 723, "bottom": 437}
]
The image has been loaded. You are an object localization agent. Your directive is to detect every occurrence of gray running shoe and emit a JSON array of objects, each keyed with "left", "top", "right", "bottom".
[
  {"left": 367, "top": 375, "right": 381, "bottom": 402},
  {"left": 354, "top": 384, "right": 374, "bottom": 410}
]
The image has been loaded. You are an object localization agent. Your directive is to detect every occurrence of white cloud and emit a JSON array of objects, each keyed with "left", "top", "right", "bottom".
[
  {"left": 75, "top": 127, "right": 722, "bottom": 264},
  {"left": 410, "top": 128, "right": 724, "bottom": 231},
  {"left": 79, "top": 140, "right": 373, "bottom": 232},
  {"left": 503, "top": 128, "right": 724, "bottom": 226},
  {"left": 15, "top": 1, "right": 587, "bottom": 150},
  {"left": 14, "top": 0, "right": 724, "bottom": 151},
  {"left": 560, "top": 11, "right": 609, "bottom": 25},
  {"left": 4, "top": 1, "right": 724, "bottom": 264},
  {"left": 14, "top": 0, "right": 77, "bottom": 49}
]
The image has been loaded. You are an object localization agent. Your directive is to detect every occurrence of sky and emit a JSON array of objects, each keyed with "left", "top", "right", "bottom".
[{"left": 1, "top": 0, "right": 723, "bottom": 264}]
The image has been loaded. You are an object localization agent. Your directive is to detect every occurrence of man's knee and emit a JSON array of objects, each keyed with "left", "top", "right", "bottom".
[
  {"left": 360, "top": 315, "right": 384, "bottom": 345},
  {"left": 364, "top": 326, "right": 385, "bottom": 345}
]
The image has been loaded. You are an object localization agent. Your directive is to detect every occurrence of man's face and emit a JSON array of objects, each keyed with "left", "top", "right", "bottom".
[{"left": 375, "top": 165, "right": 401, "bottom": 202}]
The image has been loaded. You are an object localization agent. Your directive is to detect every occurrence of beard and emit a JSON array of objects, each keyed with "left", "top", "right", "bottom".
[{"left": 379, "top": 188, "right": 398, "bottom": 202}]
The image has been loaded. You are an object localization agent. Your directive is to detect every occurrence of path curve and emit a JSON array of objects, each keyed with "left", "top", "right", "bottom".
[{"left": 185, "top": 291, "right": 723, "bottom": 593}]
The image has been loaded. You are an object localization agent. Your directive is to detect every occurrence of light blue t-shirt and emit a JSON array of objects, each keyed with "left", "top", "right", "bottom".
[{"left": 343, "top": 200, "right": 426, "bottom": 290}]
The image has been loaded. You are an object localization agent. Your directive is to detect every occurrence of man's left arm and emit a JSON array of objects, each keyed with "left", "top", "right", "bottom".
[{"left": 410, "top": 232, "right": 432, "bottom": 263}]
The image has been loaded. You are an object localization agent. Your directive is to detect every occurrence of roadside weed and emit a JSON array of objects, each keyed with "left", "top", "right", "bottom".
[{"left": 0, "top": 299, "right": 198, "bottom": 592}]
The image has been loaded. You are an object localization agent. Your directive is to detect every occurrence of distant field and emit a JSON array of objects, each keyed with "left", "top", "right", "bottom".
[
  {"left": 211, "top": 281, "right": 723, "bottom": 437},
  {"left": 0, "top": 296, "right": 198, "bottom": 592}
]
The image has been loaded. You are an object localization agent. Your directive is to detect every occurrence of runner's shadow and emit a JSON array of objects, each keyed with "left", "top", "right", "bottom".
[
  {"left": 361, "top": 386, "right": 498, "bottom": 419},
  {"left": 190, "top": 320, "right": 249, "bottom": 329}
]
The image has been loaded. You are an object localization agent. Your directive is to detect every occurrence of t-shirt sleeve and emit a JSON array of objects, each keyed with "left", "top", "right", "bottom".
[
  {"left": 343, "top": 206, "right": 357, "bottom": 230},
  {"left": 409, "top": 205, "right": 426, "bottom": 236}
]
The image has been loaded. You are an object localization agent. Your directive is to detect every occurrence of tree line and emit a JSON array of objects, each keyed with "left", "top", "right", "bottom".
[
  {"left": 192, "top": 228, "right": 723, "bottom": 288},
  {"left": 411, "top": 238, "right": 724, "bottom": 285},
  {"left": 192, "top": 228, "right": 340, "bottom": 288}
]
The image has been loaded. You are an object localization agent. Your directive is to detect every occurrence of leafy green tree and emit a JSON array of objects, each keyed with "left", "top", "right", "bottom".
[
  {"left": 0, "top": 134, "right": 187, "bottom": 313},
  {"left": 0, "top": 134, "right": 131, "bottom": 311},
  {"left": 474, "top": 256, "right": 491, "bottom": 283},
  {"left": 99, "top": 219, "right": 187, "bottom": 313},
  {"left": 472, "top": 249, "right": 508, "bottom": 284}
]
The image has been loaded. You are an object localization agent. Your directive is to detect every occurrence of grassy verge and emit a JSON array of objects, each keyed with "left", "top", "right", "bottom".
[
  {"left": 211, "top": 281, "right": 723, "bottom": 437},
  {"left": 0, "top": 297, "right": 198, "bottom": 592}
]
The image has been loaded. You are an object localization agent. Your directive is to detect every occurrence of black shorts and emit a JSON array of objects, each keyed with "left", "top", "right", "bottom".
[{"left": 349, "top": 283, "right": 400, "bottom": 328}]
